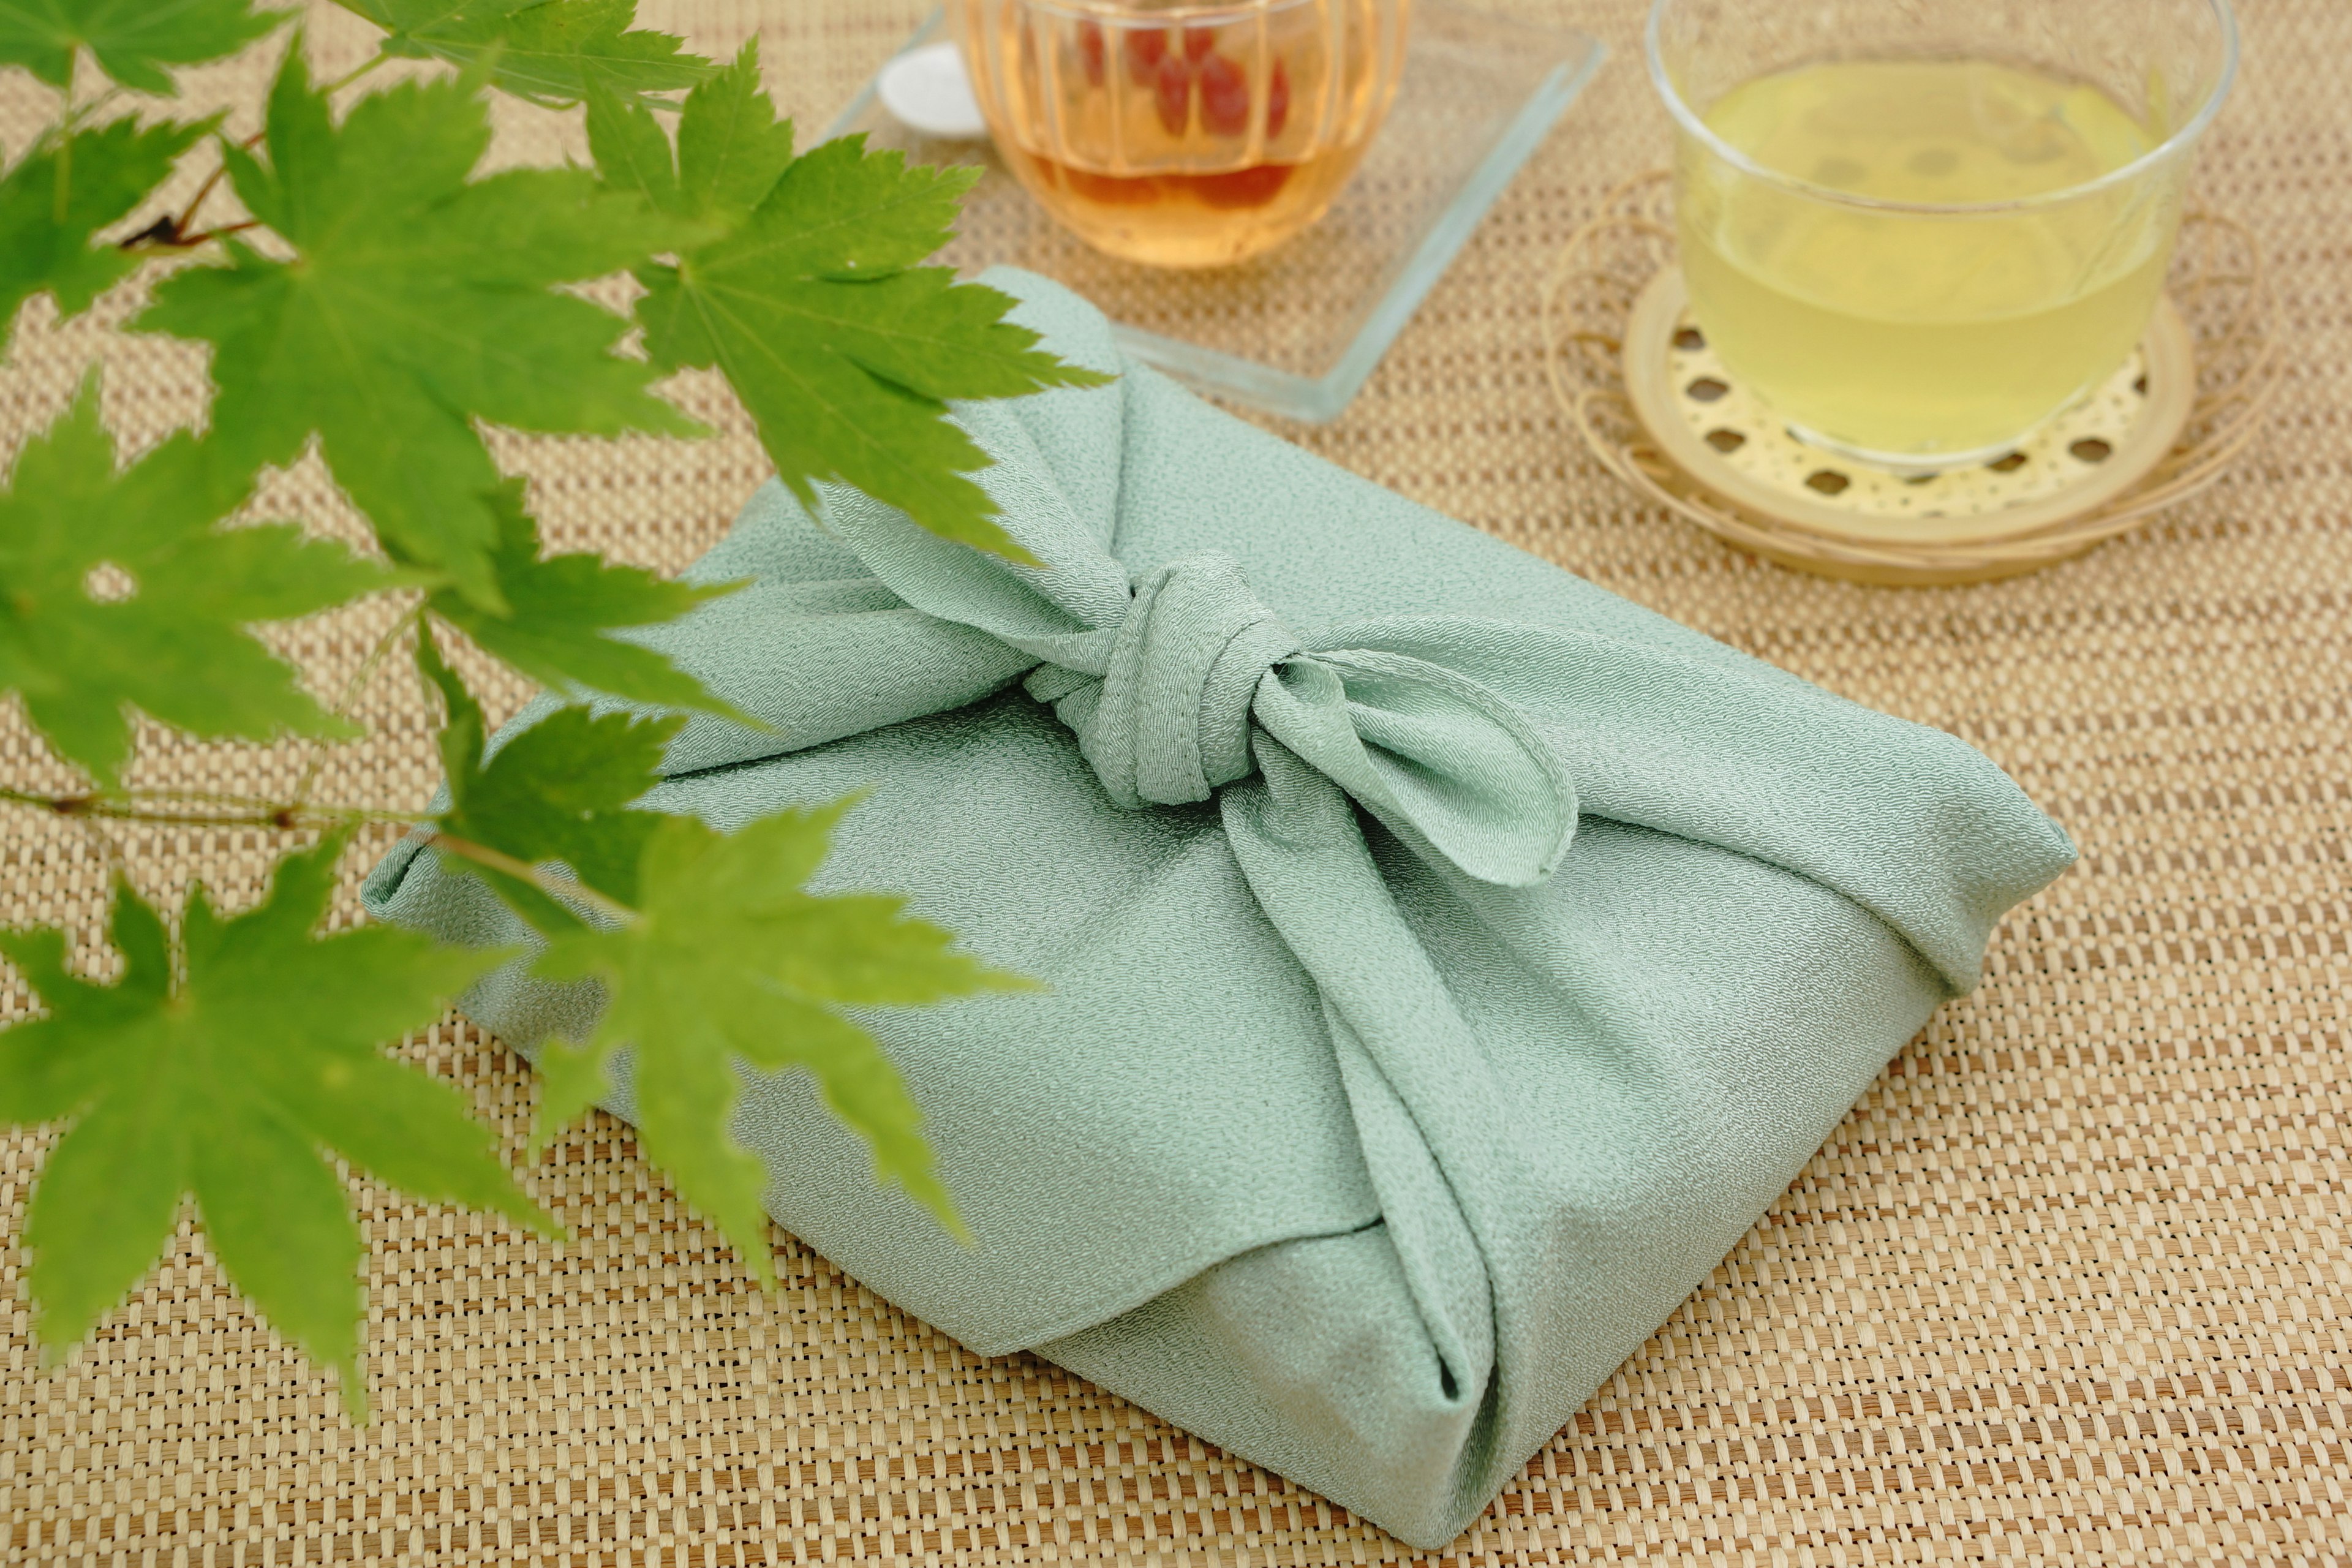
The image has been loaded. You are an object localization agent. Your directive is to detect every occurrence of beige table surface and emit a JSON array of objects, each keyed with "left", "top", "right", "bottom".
[{"left": 2, "top": 2, "right": 2345, "bottom": 1562}]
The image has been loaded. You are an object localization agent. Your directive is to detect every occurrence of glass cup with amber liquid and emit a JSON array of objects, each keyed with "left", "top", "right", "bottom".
[
  {"left": 1649, "top": 0, "right": 2237, "bottom": 467},
  {"left": 955, "top": 0, "right": 1411, "bottom": 268}
]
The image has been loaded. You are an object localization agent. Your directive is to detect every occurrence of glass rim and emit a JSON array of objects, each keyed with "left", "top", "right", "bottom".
[
  {"left": 1643, "top": 0, "right": 2240, "bottom": 216},
  {"left": 1013, "top": 0, "right": 1324, "bottom": 23}
]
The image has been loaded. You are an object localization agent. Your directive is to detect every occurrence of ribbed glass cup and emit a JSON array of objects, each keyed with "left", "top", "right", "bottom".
[
  {"left": 1649, "top": 0, "right": 2237, "bottom": 466},
  {"left": 956, "top": 0, "right": 1412, "bottom": 268}
]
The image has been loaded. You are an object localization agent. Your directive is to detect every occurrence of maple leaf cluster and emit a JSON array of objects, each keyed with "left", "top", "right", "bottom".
[{"left": 0, "top": 0, "right": 1083, "bottom": 1409}]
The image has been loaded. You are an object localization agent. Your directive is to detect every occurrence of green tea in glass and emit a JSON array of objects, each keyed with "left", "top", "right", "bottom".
[{"left": 1648, "top": 0, "right": 2237, "bottom": 465}]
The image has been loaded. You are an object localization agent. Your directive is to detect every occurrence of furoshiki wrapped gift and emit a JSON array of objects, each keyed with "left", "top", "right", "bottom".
[{"left": 364, "top": 271, "right": 2073, "bottom": 1548}]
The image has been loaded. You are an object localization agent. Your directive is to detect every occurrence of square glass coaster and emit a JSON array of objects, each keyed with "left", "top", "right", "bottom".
[{"left": 825, "top": 5, "right": 1605, "bottom": 423}]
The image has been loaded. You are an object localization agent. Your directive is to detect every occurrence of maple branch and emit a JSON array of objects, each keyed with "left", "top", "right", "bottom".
[
  {"left": 169, "top": 164, "right": 231, "bottom": 240},
  {"left": 0, "top": 786, "right": 421, "bottom": 832},
  {"left": 176, "top": 220, "right": 260, "bottom": 246},
  {"left": 1, "top": 790, "right": 633, "bottom": 925},
  {"left": 427, "top": 833, "right": 640, "bottom": 925},
  {"left": 53, "top": 66, "right": 77, "bottom": 224},
  {"left": 292, "top": 609, "right": 420, "bottom": 809},
  {"left": 119, "top": 785, "right": 314, "bottom": 809},
  {"left": 52, "top": 77, "right": 127, "bottom": 140},
  {"left": 157, "top": 131, "right": 266, "bottom": 248},
  {"left": 323, "top": 53, "right": 391, "bottom": 96}
]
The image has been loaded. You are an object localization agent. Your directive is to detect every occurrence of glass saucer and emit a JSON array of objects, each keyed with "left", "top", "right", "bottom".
[{"left": 825, "top": 4, "right": 1606, "bottom": 423}]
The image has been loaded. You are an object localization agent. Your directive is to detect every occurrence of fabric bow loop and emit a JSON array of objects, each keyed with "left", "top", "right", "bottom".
[
  {"left": 1025, "top": 554, "right": 1300, "bottom": 809},
  {"left": 1021, "top": 554, "right": 1578, "bottom": 888},
  {"left": 816, "top": 485, "right": 1578, "bottom": 888}
]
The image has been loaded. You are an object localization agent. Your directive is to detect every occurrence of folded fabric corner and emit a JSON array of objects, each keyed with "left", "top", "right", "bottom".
[{"left": 364, "top": 267, "right": 2073, "bottom": 1550}]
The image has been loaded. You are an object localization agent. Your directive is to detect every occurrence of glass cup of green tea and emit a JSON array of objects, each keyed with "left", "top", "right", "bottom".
[{"left": 1648, "top": 0, "right": 2238, "bottom": 466}]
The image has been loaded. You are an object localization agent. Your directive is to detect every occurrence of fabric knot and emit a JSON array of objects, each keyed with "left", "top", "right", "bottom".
[
  {"left": 816, "top": 484, "right": 1578, "bottom": 887},
  {"left": 1024, "top": 554, "right": 1301, "bottom": 808}
]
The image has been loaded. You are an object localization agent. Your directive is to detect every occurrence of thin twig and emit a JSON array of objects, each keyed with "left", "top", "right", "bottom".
[
  {"left": 162, "top": 130, "right": 266, "bottom": 247},
  {"left": 56, "top": 85, "right": 123, "bottom": 136},
  {"left": 4, "top": 804, "right": 634, "bottom": 929},
  {"left": 53, "top": 69, "right": 75, "bottom": 225},
  {"left": 118, "top": 785, "right": 301, "bottom": 809},
  {"left": 168, "top": 164, "right": 232, "bottom": 242},
  {"left": 293, "top": 608, "right": 420, "bottom": 809},
  {"left": 322, "top": 53, "right": 390, "bottom": 96},
  {"left": 0, "top": 787, "right": 424, "bottom": 832},
  {"left": 174, "top": 220, "right": 261, "bottom": 247},
  {"left": 428, "top": 833, "right": 639, "bottom": 925}
]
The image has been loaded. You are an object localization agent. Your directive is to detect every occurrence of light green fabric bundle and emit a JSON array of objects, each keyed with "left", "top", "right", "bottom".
[{"left": 364, "top": 270, "right": 2073, "bottom": 1547}]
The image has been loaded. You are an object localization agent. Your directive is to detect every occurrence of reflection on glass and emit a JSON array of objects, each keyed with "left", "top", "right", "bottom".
[{"left": 957, "top": 0, "right": 1412, "bottom": 268}]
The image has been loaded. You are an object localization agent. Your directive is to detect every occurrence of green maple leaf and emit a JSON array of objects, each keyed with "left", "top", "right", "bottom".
[
  {"left": 135, "top": 48, "right": 709, "bottom": 611},
  {"left": 417, "top": 622, "right": 679, "bottom": 935},
  {"left": 425, "top": 483, "right": 750, "bottom": 721},
  {"left": 0, "top": 374, "right": 393, "bottom": 785},
  {"left": 0, "top": 0, "right": 284, "bottom": 94},
  {"left": 1, "top": 114, "right": 211, "bottom": 356},
  {"left": 336, "top": 0, "right": 710, "bottom": 108},
  {"left": 0, "top": 832, "right": 552, "bottom": 1415},
  {"left": 533, "top": 804, "right": 1036, "bottom": 1278},
  {"left": 586, "top": 42, "right": 1110, "bottom": 563}
]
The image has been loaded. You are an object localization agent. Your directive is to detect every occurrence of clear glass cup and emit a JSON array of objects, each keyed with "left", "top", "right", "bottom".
[
  {"left": 954, "top": 0, "right": 1412, "bottom": 269},
  {"left": 1648, "top": 0, "right": 2238, "bottom": 466}
]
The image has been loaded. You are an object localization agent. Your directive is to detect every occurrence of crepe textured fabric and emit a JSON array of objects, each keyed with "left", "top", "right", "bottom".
[{"left": 362, "top": 269, "right": 2074, "bottom": 1548}]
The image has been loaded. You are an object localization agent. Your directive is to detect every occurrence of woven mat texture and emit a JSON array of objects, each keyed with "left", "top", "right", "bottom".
[{"left": 2, "top": 2, "right": 2346, "bottom": 1563}]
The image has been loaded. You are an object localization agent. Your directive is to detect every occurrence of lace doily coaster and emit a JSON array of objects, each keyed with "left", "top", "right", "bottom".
[{"left": 1542, "top": 173, "right": 2278, "bottom": 586}]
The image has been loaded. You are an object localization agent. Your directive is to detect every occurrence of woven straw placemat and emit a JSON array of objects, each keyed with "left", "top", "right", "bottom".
[{"left": 3, "top": 2, "right": 2345, "bottom": 1564}]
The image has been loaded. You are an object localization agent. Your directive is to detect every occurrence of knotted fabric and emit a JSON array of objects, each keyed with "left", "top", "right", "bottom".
[
  {"left": 1022, "top": 554, "right": 1302, "bottom": 809},
  {"left": 365, "top": 270, "right": 2075, "bottom": 1551},
  {"left": 837, "top": 521, "right": 1578, "bottom": 889}
]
